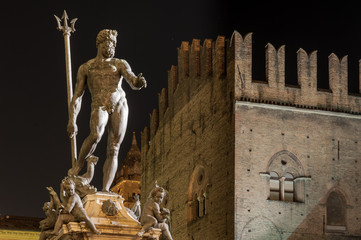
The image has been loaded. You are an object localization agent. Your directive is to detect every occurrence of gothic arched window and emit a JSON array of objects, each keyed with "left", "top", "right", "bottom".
[
  {"left": 326, "top": 191, "right": 346, "bottom": 232},
  {"left": 266, "top": 150, "right": 306, "bottom": 202},
  {"left": 187, "top": 165, "right": 209, "bottom": 223}
]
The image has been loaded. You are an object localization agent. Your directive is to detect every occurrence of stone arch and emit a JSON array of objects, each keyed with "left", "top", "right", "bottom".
[
  {"left": 266, "top": 150, "right": 305, "bottom": 177},
  {"left": 240, "top": 216, "right": 281, "bottom": 240},
  {"left": 325, "top": 187, "right": 349, "bottom": 205}
]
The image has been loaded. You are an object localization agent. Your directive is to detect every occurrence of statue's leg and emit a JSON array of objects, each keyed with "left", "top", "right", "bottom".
[
  {"left": 51, "top": 214, "right": 75, "bottom": 235},
  {"left": 102, "top": 101, "right": 128, "bottom": 191},
  {"left": 140, "top": 216, "right": 157, "bottom": 235},
  {"left": 157, "top": 223, "right": 173, "bottom": 240},
  {"left": 70, "top": 107, "right": 108, "bottom": 175},
  {"left": 84, "top": 216, "right": 101, "bottom": 234}
]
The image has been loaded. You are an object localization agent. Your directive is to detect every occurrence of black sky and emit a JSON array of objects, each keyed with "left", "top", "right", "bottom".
[{"left": 0, "top": 1, "right": 360, "bottom": 218}]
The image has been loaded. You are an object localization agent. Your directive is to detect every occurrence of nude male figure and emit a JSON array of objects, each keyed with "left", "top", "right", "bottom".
[{"left": 67, "top": 29, "right": 146, "bottom": 192}]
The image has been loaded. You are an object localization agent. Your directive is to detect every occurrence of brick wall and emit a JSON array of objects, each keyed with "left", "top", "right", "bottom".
[{"left": 235, "top": 102, "right": 361, "bottom": 239}]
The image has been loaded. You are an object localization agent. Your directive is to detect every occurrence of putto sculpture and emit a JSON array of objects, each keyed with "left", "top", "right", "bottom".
[
  {"left": 49, "top": 178, "right": 101, "bottom": 236},
  {"left": 39, "top": 178, "right": 101, "bottom": 239},
  {"left": 139, "top": 184, "right": 173, "bottom": 240},
  {"left": 67, "top": 28, "right": 146, "bottom": 192}
]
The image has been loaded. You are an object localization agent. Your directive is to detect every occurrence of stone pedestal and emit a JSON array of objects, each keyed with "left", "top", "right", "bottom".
[
  {"left": 83, "top": 192, "right": 140, "bottom": 232},
  {"left": 49, "top": 192, "right": 162, "bottom": 240},
  {"left": 53, "top": 192, "right": 143, "bottom": 240}
]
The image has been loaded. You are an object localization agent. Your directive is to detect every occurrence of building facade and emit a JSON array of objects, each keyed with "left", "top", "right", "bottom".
[
  {"left": 141, "top": 31, "right": 361, "bottom": 239},
  {"left": 0, "top": 215, "right": 41, "bottom": 240}
]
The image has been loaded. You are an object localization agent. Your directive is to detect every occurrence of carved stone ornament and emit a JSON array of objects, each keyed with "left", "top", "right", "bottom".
[{"left": 102, "top": 199, "right": 119, "bottom": 216}]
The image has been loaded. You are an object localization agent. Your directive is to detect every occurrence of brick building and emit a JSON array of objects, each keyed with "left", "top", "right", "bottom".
[
  {"left": 140, "top": 31, "right": 361, "bottom": 239},
  {"left": 0, "top": 215, "right": 41, "bottom": 240}
]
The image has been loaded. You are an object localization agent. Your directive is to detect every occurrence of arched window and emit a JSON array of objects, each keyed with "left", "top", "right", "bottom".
[
  {"left": 187, "top": 165, "right": 209, "bottom": 223},
  {"left": 326, "top": 191, "right": 346, "bottom": 232},
  {"left": 266, "top": 150, "right": 307, "bottom": 203}
]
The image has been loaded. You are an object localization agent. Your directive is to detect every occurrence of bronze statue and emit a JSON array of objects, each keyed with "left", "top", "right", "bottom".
[
  {"left": 67, "top": 29, "right": 147, "bottom": 192},
  {"left": 139, "top": 186, "right": 173, "bottom": 240}
]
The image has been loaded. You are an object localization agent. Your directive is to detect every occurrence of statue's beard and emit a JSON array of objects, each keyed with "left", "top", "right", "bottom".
[{"left": 104, "top": 49, "right": 115, "bottom": 58}]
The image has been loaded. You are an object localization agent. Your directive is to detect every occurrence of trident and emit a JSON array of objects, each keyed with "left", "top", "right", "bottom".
[{"left": 54, "top": 10, "right": 78, "bottom": 168}]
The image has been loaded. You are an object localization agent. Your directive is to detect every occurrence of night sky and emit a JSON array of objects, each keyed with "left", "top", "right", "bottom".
[{"left": 0, "top": 1, "right": 360, "bottom": 218}]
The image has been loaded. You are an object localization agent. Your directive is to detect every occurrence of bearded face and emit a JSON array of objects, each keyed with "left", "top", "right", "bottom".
[{"left": 101, "top": 40, "right": 116, "bottom": 58}]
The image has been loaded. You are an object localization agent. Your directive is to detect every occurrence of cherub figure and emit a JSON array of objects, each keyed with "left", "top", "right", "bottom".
[
  {"left": 139, "top": 186, "right": 173, "bottom": 240},
  {"left": 49, "top": 178, "right": 101, "bottom": 235}
]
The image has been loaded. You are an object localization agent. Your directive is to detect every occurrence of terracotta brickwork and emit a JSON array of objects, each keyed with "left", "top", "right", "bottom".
[
  {"left": 141, "top": 31, "right": 361, "bottom": 239},
  {"left": 235, "top": 102, "right": 361, "bottom": 239}
]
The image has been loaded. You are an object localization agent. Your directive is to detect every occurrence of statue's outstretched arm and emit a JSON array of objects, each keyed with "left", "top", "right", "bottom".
[{"left": 119, "top": 59, "right": 147, "bottom": 90}]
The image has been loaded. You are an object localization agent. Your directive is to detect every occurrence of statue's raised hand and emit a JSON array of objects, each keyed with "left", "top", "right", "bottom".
[{"left": 137, "top": 73, "right": 147, "bottom": 88}]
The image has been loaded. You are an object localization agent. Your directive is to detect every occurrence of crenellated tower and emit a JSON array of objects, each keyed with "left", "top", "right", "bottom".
[
  {"left": 141, "top": 30, "right": 361, "bottom": 240},
  {"left": 143, "top": 30, "right": 361, "bottom": 155}
]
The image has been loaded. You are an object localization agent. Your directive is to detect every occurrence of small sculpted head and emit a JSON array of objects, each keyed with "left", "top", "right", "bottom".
[
  {"left": 96, "top": 29, "right": 117, "bottom": 58},
  {"left": 62, "top": 178, "right": 76, "bottom": 197},
  {"left": 151, "top": 187, "right": 165, "bottom": 204}
]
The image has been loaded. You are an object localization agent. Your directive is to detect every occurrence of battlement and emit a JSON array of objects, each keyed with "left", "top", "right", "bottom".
[
  {"left": 232, "top": 31, "right": 361, "bottom": 113},
  {"left": 141, "top": 30, "right": 361, "bottom": 150},
  {"left": 141, "top": 35, "right": 232, "bottom": 150}
]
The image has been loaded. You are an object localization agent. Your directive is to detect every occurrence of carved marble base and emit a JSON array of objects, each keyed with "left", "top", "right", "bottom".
[
  {"left": 53, "top": 192, "right": 144, "bottom": 240},
  {"left": 142, "top": 228, "right": 162, "bottom": 240}
]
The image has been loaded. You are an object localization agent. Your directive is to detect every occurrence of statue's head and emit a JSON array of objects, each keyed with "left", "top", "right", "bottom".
[
  {"left": 96, "top": 29, "right": 117, "bottom": 58},
  {"left": 150, "top": 186, "right": 165, "bottom": 204},
  {"left": 61, "top": 178, "right": 76, "bottom": 197}
]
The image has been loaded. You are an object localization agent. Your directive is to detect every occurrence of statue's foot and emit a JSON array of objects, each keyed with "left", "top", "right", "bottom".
[
  {"left": 101, "top": 189, "right": 116, "bottom": 194},
  {"left": 86, "top": 155, "right": 99, "bottom": 165},
  {"left": 137, "top": 231, "right": 144, "bottom": 237},
  {"left": 94, "top": 230, "right": 101, "bottom": 235}
]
